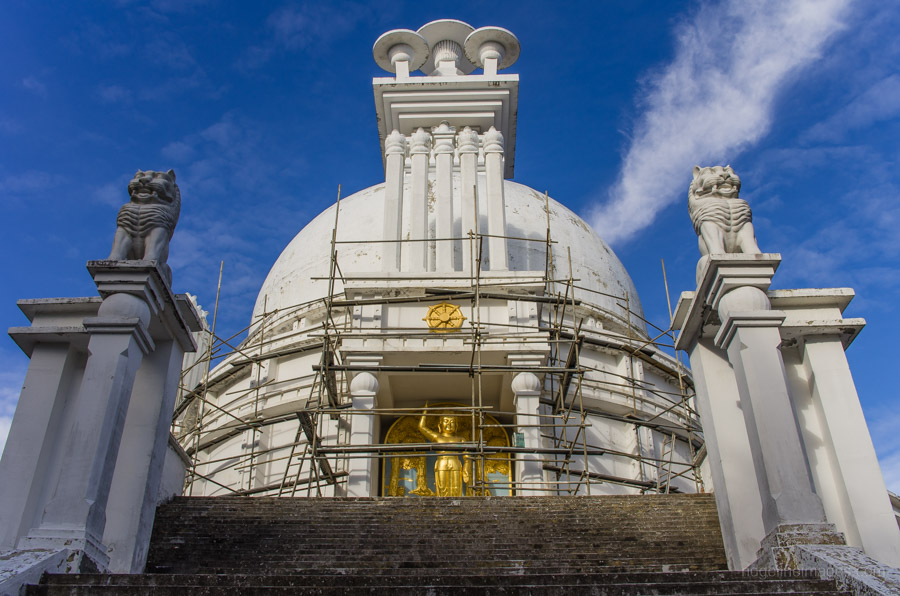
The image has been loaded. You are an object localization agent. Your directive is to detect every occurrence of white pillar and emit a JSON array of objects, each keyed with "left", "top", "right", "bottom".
[
  {"left": 102, "top": 337, "right": 185, "bottom": 573},
  {"left": 433, "top": 122, "right": 455, "bottom": 272},
  {"left": 483, "top": 126, "right": 507, "bottom": 270},
  {"left": 801, "top": 336, "right": 900, "bottom": 566},
  {"left": 382, "top": 130, "right": 406, "bottom": 272},
  {"left": 458, "top": 127, "right": 479, "bottom": 273},
  {"left": 0, "top": 342, "right": 85, "bottom": 550},
  {"left": 23, "top": 293, "right": 154, "bottom": 568},
  {"left": 347, "top": 371, "right": 379, "bottom": 497},
  {"left": 408, "top": 127, "right": 431, "bottom": 272},
  {"left": 511, "top": 370, "right": 546, "bottom": 495},
  {"left": 687, "top": 337, "right": 766, "bottom": 569},
  {"left": 714, "top": 286, "right": 826, "bottom": 531}
]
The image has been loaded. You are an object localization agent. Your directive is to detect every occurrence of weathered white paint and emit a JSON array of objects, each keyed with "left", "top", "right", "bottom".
[
  {"left": 253, "top": 179, "right": 643, "bottom": 331},
  {"left": 675, "top": 256, "right": 900, "bottom": 571}
]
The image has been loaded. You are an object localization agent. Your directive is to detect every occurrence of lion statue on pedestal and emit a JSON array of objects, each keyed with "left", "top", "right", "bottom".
[
  {"left": 688, "top": 165, "right": 760, "bottom": 282},
  {"left": 108, "top": 169, "right": 181, "bottom": 284}
]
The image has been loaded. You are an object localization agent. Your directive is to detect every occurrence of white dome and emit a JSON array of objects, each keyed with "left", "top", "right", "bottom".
[{"left": 253, "top": 180, "right": 644, "bottom": 331}]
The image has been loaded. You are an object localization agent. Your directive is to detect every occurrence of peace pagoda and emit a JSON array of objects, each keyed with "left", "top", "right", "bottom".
[
  {"left": 2, "top": 18, "right": 899, "bottom": 594},
  {"left": 174, "top": 18, "right": 701, "bottom": 502}
]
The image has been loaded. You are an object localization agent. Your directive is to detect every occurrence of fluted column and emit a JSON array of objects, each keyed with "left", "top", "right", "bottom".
[
  {"left": 483, "top": 126, "right": 507, "bottom": 270},
  {"left": 408, "top": 127, "right": 431, "bottom": 272},
  {"left": 382, "top": 130, "right": 406, "bottom": 272},
  {"left": 433, "top": 122, "right": 455, "bottom": 272},
  {"left": 458, "top": 126, "right": 479, "bottom": 273}
]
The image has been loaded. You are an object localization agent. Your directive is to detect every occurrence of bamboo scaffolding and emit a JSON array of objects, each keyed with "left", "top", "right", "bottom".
[{"left": 175, "top": 199, "right": 704, "bottom": 498}]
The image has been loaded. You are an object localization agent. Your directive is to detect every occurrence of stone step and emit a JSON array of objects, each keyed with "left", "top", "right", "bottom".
[
  {"left": 144, "top": 495, "right": 730, "bottom": 577},
  {"left": 27, "top": 492, "right": 855, "bottom": 595},
  {"left": 33, "top": 571, "right": 849, "bottom": 595},
  {"left": 27, "top": 582, "right": 851, "bottom": 595},
  {"left": 38, "top": 570, "right": 826, "bottom": 585}
]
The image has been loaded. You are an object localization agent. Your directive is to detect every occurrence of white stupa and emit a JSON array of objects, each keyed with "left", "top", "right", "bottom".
[{"left": 177, "top": 20, "right": 701, "bottom": 500}]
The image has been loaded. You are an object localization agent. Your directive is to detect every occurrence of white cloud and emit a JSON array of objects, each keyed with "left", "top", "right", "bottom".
[
  {"left": 237, "top": 3, "right": 375, "bottom": 71},
  {"left": 590, "top": 0, "right": 852, "bottom": 245},
  {"left": 93, "top": 179, "right": 127, "bottom": 207},
  {"left": 161, "top": 140, "right": 196, "bottom": 162},
  {"left": 2, "top": 171, "right": 63, "bottom": 194},
  {"left": 803, "top": 74, "right": 900, "bottom": 143}
]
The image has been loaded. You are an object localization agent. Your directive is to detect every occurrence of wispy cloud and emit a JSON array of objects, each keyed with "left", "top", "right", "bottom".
[
  {"left": 96, "top": 84, "right": 133, "bottom": 104},
  {"left": 2, "top": 171, "right": 63, "bottom": 194},
  {"left": 803, "top": 74, "right": 900, "bottom": 143},
  {"left": 21, "top": 76, "right": 47, "bottom": 98},
  {"left": 237, "top": 2, "right": 374, "bottom": 71},
  {"left": 144, "top": 33, "right": 200, "bottom": 71},
  {"left": 590, "top": 0, "right": 852, "bottom": 245},
  {"left": 62, "top": 22, "right": 132, "bottom": 59},
  {"left": 89, "top": 111, "right": 315, "bottom": 332}
]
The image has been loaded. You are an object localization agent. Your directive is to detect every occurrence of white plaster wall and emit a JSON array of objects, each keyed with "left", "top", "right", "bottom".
[{"left": 253, "top": 179, "right": 643, "bottom": 333}]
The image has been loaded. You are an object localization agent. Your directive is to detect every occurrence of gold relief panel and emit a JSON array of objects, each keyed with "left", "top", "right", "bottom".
[{"left": 382, "top": 402, "right": 511, "bottom": 497}]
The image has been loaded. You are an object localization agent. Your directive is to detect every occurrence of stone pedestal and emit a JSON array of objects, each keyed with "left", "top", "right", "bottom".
[
  {"left": 1, "top": 299, "right": 97, "bottom": 552},
  {"left": 777, "top": 290, "right": 900, "bottom": 567},
  {"left": 686, "top": 337, "right": 765, "bottom": 567},
  {"left": 675, "top": 255, "right": 829, "bottom": 569},
  {"left": 675, "top": 255, "right": 900, "bottom": 571},
  {"left": 24, "top": 289, "right": 155, "bottom": 568},
  {"left": 714, "top": 286, "right": 827, "bottom": 531},
  {"left": 0, "top": 261, "right": 200, "bottom": 582}
]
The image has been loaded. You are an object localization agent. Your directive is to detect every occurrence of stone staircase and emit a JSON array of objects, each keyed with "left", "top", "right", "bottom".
[{"left": 28, "top": 494, "right": 850, "bottom": 594}]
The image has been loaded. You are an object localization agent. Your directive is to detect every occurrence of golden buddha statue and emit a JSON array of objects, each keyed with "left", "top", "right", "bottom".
[{"left": 418, "top": 411, "right": 470, "bottom": 497}]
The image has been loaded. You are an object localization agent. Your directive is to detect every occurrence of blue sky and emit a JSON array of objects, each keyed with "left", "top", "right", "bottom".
[{"left": 1, "top": 0, "right": 898, "bottom": 492}]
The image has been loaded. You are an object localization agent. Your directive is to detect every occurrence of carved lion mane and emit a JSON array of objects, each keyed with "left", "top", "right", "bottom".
[
  {"left": 688, "top": 165, "right": 760, "bottom": 256},
  {"left": 108, "top": 169, "right": 181, "bottom": 283},
  {"left": 687, "top": 165, "right": 761, "bottom": 283}
]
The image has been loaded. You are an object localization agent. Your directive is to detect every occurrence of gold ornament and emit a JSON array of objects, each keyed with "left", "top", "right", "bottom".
[{"left": 423, "top": 302, "right": 466, "bottom": 332}]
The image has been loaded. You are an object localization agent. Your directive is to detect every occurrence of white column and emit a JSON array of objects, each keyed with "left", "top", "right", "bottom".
[
  {"left": 0, "top": 343, "right": 84, "bottom": 550},
  {"left": 715, "top": 286, "right": 826, "bottom": 532},
  {"left": 458, "top": 127, "right": 479, "bottom": 273},
  {"left": 801, "top": 336, "right": 900, "bottom": 566},
  {"left": 408, "top": 127, "right": 431, "bottom": 272},
  {"left": 511, "top": 370, "right": 546, "bottom": 495},
  {"left": 433, "top": 122, "right": 455, "bottom": 272},
  {"left": 483, "top": 126, "right": 507, "bottom": 270},
  {"left": 382, "top": 130, "right": 406, "bottom": 272},
  {"left": 347, "top": 371, "right": 379, "bottom": 497},
  {"left": 102, "top": 337, "right": 185, "bottom": 573},
  {"left": 24, "top": 293, "right": 154, "bottom": 568},
  {"left": 688, "top": 337, "right": 766, "bottom": 569}
]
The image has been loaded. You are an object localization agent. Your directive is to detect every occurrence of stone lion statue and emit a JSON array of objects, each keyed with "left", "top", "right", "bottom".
[
  {"left": 688, "top": 165, "right": 760, "bottom": 280},
  {"left": 109, "top": 169, "right": 181, "bottom": 284}
]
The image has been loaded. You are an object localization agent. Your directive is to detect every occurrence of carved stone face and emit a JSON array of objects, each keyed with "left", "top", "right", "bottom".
[
  {"left": 438, "top": 415, "right": 458, "bottom": 435},
  {"left": 691, "top": 165, "right": 741, "bottom": 200},
  {"left": 128, "top": 169, "right": 177, "bottom": 204}
]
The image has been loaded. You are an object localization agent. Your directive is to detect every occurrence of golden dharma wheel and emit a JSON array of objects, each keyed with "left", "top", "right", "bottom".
[{"left": 423, "top": 302, "right": 466, "bottom": 332}]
